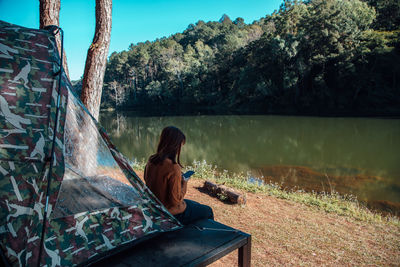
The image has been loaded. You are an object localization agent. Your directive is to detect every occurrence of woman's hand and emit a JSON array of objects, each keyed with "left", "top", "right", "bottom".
[
  {"left": 181, "top": 176, "right": 188, "bottom": 196},
  {"left": 181, "top": 176, "right": 188, "bottom": 186}
]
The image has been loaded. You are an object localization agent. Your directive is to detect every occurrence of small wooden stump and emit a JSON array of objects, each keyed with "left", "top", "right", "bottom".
[{"left": 203, "top": 181, "right": 246, "bottom": 205}]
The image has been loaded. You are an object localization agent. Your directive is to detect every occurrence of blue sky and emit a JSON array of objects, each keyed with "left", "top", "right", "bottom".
[{"left": 0, "top": 0, "right": 283, "bottom": 80}]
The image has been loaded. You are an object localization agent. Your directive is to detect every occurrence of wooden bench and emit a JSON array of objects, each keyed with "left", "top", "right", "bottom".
[{"left": 93, "top": 219, "right": 251, "bottom": 267}]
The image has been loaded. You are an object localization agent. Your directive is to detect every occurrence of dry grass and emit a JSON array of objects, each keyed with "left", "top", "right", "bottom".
[
  {"left": 187, "top": 179, "right": 400, "bottom": 266},
  {"left": 134, "top": 170, "right": 400, "bottom": 266}
]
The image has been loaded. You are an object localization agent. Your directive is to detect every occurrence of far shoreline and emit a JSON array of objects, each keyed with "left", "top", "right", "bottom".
[{"left": 100, "top": 106, "right": 400, "bottom": 119}]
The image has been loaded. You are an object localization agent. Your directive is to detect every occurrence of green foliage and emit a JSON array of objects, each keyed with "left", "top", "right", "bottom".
[
  {"left": 364, "top": 0, "right": 400, "bottom": 30},
  {"left": 102, "top": 1, "right": 400, "bottom": 115},
  {"left": 300, "top": 0, "right": 375, "bottom": 62}
]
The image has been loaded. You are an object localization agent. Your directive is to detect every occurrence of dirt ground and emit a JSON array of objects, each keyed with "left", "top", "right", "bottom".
[
  {"left": 135, "top": 172, "right": 400, "bottom": 266},
  {"left": 190, "top": 179, "right": 400, "bottom": 266}
]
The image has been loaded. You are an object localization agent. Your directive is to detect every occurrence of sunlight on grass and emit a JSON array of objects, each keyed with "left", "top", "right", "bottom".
[{"left": 132, "top": 159, "right": 399, "bottom": 227}]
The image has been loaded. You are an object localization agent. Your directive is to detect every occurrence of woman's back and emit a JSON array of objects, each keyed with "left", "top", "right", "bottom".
[{"left": 144, "top": 158, "right": 187, "bottom": 215}]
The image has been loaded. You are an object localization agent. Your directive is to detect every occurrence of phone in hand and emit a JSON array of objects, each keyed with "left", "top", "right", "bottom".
[{"left": 182, "top": 170, "right": 195, "bottom": 181}]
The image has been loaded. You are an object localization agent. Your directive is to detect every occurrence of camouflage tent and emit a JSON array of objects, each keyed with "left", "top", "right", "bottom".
[{"left": 0, "top": 20, "right": 181, "bottom": 266}]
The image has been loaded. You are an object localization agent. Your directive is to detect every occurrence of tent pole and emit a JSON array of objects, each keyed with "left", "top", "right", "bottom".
[{"left": 37, "top": 26, "right": 64, "bottom": 267}]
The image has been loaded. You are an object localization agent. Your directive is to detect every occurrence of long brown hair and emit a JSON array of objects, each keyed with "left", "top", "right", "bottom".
[{"left": 149, "top": 126, "right": 186, "bottom": 167}]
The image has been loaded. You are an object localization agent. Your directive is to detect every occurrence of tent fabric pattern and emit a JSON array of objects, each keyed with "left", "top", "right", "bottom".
[
  {"left": 0, "top": 20, "right": 181, "bottom": 267},
  {"left": 0, "top": 20, "right": 65, "bottom": 266}
]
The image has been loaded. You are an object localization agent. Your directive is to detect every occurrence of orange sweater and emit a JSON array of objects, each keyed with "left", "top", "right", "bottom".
[{"left": 144, "top": 158, "right": 187, "bottom": 215}]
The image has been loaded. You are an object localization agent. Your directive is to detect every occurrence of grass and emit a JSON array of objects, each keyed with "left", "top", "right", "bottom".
[
  {"left": 133, "top": 159, "right": 400, "bottom": 227},
  {"left": 133, "top": 159, "right": 400, "bottom": 266}
]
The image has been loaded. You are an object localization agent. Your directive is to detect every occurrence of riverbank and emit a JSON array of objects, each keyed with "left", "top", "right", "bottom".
[
  {"left": 101, "top": 106, "right": 400, "bottom": 118},
  {"left": 133, "top": 162, "right": 400, "bottom": 266},
  {"left": 134, "top": 160, "right": 400, "bottom": 225}
]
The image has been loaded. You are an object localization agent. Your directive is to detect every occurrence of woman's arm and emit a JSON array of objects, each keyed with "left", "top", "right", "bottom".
[{"left": 168, "top": 164, "right": 187, "bottom": 206}]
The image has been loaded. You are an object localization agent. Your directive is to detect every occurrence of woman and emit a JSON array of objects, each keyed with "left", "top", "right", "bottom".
[{"left": 144, "top": 126, "right": 214, "bottom": 225}]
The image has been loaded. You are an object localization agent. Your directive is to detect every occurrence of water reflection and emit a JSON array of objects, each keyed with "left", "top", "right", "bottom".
[{"left": 100, "top": 113, "right": 400, "bottom": 209}]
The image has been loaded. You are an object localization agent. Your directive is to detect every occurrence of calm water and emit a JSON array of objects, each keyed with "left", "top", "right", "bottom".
[{"left": 100, "top": 113, "right": 400, "bottom": 209}]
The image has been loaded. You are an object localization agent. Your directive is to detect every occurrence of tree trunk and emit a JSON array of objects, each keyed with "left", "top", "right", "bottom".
[
  {"left": 81, "top": 0, "right": 112, "bottom": 121},
  {"left": 39, "top": 0, "right": 70, "bottom": 79}
]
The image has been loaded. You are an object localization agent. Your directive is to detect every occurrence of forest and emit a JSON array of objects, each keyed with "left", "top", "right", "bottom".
[{"left": 97, "top": 0, "right": 400, "bottom": 115}]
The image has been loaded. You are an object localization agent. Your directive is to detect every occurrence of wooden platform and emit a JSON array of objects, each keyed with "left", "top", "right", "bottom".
[{"left": 94, "top": 219, "right": 251, "bottom": 267}]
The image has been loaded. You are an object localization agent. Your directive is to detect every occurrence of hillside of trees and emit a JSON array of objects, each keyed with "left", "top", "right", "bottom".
[{"left": 100, "top": 0, "right": 400, "bottom": 116}]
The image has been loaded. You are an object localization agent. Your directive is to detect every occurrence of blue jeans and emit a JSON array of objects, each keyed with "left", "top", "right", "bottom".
[{"left": 174, "top": 199, "right": 214, "bottom": 225}]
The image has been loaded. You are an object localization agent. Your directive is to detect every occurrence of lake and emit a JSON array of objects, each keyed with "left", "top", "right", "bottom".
[{"left": 100, "top": 113, "right": 400, "bottom": 214}]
